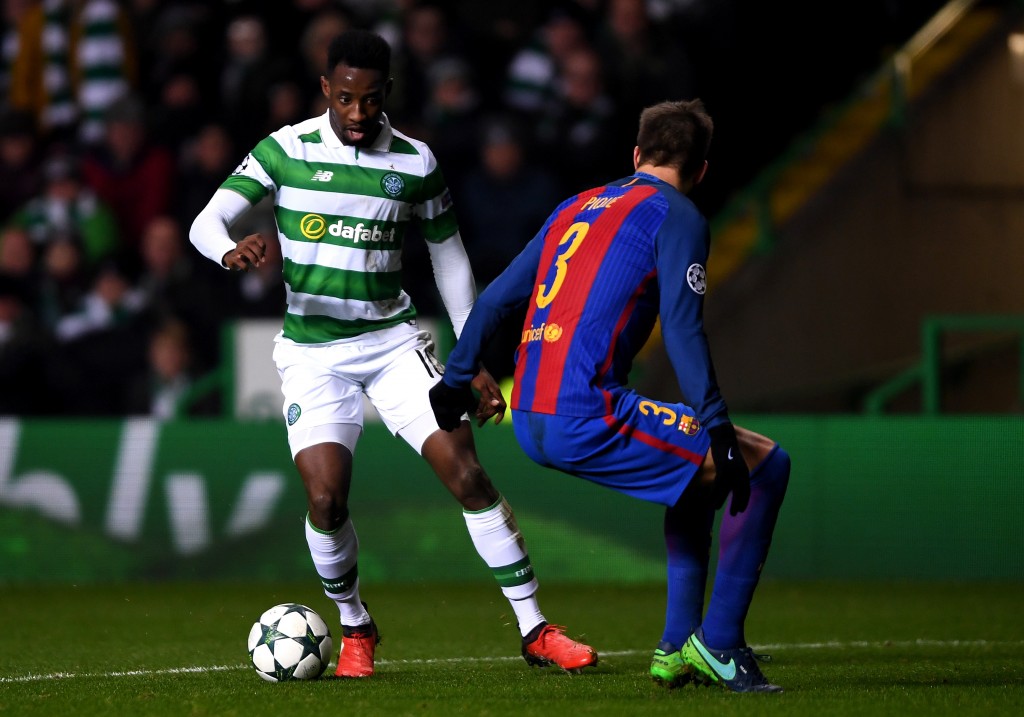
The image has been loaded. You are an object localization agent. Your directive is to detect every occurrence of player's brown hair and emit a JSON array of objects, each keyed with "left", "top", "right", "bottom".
[{"left": 636, "top": 99, "right": 713, "bottom": 179}]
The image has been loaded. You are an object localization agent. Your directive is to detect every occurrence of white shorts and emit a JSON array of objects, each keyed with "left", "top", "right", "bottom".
[{"left": 272, "top": 322, "right": 453, "bottom": 458}]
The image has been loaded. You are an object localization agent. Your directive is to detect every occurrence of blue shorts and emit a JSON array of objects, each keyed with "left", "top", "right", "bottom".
[{"left": 511, "top": 390, "right": 711, "bottom": 507}]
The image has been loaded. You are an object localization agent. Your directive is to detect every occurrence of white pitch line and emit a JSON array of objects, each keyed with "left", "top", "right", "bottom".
[
  {"left": 2, "top": 640, "right": 1021, "bottom": 685},
  {"left": 0, "top": 664, "right": 243, "bottom": 684}
]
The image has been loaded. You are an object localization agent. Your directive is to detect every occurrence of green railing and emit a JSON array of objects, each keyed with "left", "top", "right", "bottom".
[{"left": 864, "top": 314, "right": 1024, "bottom": 414}]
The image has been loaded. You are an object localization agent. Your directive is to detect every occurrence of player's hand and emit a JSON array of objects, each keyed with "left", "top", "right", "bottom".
[
  {"left": 470, "top": 365, "right": 507, "bottom": 427},
  {"left": 223, "top": 233, "right": 267, "bottom": 271},
  {"left": 708, "top": 423, "right": 750, "bottom": 516},
  {"left": 429, "top": 379, "right": 476, "bottom": 431}
]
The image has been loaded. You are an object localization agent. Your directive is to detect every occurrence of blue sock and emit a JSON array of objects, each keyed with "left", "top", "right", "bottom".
[
  {"left": 701, "top": 445, "right": 791, "bottom": 649},
  {"left": 660, "top": 493, "right": 715, "bottom": 651}
]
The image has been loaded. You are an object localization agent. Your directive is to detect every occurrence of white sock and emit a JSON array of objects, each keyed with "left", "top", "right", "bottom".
[
  {"left": 463, "top": 496, "right": 545, "bottom": 636},
  {"left": 304, "top": 514, "right": 370, "bottom": 628}
]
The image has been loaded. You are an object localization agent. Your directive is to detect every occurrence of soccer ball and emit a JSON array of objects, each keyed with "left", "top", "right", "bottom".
[{"left": 247, "top": 603, "right": 333, "bottom": 682}]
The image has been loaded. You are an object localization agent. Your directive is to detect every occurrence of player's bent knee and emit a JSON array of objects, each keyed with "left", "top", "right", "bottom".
[{"left": 735, "top": 425, "right": 776, "bottom": 462}]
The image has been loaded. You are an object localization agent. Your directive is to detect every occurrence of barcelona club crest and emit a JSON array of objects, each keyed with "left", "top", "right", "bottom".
[{"left": 677, "top": 414, "right": 700, "bottom": 435}]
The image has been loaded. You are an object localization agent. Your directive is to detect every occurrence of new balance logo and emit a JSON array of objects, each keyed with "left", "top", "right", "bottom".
[{"left": 310, "top": 170, "right": 334, "bottom": 182}]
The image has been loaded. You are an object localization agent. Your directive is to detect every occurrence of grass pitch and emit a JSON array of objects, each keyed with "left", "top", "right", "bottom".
[{"left": 1, "top": 580, "right": 1021, "bottom": 716}]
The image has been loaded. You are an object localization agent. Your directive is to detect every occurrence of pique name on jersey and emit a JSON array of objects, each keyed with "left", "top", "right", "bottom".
[{"left": 299, "top": 213, "right": 397, "bottom": 243}]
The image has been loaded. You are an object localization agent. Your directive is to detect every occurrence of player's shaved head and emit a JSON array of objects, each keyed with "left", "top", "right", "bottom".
[{"left": 636, "top": 99, "right": 713, "bottom": 179}]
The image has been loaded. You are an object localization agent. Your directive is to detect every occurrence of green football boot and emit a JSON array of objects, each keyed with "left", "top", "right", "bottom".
[
  {"left": 649, "top": 641, "right": 693, "bottom": 688},
  {"left": 681, "top": 627, "right": 783, "bottom": 693}
]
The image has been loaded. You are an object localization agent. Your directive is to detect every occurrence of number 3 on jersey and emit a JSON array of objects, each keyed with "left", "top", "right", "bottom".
[{"left": 536, "top": 222, "right": 589, "bottom": 308}]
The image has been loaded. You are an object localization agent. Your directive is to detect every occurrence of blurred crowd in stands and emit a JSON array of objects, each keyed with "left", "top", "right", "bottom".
[{"left": 0, "top": 0, "right": 944, "bottom": 419}]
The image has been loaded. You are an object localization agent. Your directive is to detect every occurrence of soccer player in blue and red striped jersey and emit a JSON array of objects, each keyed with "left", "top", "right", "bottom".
[{"left": 430, "top": 99, "right": 791, "bottom": 693}]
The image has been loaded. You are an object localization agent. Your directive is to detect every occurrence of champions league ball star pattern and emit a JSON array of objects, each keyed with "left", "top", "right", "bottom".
[{"left": 247, "top": 603, "right": 333, "bottom": 682}]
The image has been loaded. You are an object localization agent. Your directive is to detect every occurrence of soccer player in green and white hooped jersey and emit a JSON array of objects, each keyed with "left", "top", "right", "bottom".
[{"left": 189, "top": 29, "right": 597, "bottom": 678}]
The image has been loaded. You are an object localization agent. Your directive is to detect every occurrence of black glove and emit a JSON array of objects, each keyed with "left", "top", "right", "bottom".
[
  {"left": 429, "top": 379, "right": 476, "bottom": 431},
  {"left": 708, "top": 423, "right": 750, "bottom": 516}
]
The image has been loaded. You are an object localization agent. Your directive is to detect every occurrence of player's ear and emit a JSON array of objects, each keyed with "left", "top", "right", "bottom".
[
  {"left": 320, "top": 75, "right": 330, "bottom": 98},
  {"left": 633, "top": 146, "right": 641, "bottom": 170},
  {"left": 384, "top": 77, "right": 394, "bottom": 98},
  {"left": 694, "top": 160, "right": 708, "bottom": 185}
]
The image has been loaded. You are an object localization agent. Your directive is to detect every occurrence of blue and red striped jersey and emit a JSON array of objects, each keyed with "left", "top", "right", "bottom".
[{"left": 444, "top": 172, "right": 730, "bottom": 428}]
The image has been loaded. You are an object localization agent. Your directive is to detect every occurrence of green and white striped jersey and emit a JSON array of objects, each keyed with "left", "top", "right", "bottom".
[{"left": 221, "top": 112, "right": 459, "bottom": 345}]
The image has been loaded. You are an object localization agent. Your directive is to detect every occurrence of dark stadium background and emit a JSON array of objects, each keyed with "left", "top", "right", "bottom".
[
  {"left": 223, "top": 0, "right": 954, "bottom": 218},
  {"left": 0, "top": 0, "right": 952, "bottom": 418}
]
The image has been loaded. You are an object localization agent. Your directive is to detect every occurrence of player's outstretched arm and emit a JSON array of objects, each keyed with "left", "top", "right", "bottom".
[{"left": 426, "top": 234, "right": 476, "bottom": 338}]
